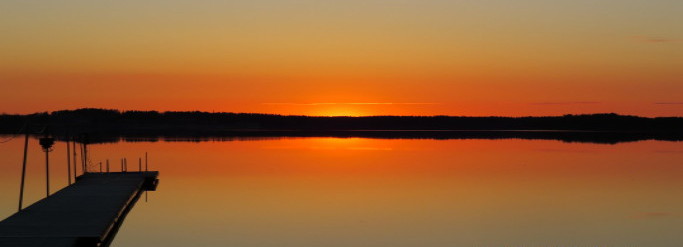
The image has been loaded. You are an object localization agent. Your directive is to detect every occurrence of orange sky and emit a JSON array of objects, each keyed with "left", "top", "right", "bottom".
[{"left": 1, "top": 0, "right": 681, "bottom": 116}]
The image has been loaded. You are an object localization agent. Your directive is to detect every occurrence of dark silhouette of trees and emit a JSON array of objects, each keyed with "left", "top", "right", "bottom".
[{"left": 0, "top": 108, "right": 681, "bottom": 144}]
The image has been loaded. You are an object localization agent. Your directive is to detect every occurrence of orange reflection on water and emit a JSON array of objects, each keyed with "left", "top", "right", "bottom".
[{"left": 1, "top": 137, "right": 683, "bottom": 246}]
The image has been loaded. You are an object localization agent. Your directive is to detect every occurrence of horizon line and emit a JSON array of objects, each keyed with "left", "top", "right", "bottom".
[
  {"left": 4, "top": 108, "right": 682, "bottom": 118},
  {"left": 261, "top": 102, "right": 440, "bottom": 106}
]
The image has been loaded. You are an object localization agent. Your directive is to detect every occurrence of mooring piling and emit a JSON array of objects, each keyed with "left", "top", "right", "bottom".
[
  {"left": 18, "top": 132, "right": 29, "bottom": 212},
  {"left": 66, "top": 138, "right": 71, "bottom": 185}
]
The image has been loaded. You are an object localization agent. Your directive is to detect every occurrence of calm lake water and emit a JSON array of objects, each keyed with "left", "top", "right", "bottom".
[{"left": 1, "top": 137, "right": 683, "bottom": 246}]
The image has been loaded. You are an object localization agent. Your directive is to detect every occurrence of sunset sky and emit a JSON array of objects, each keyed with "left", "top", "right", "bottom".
[{"left": 1, "top": 0, "right": 681, "bottom": 116}]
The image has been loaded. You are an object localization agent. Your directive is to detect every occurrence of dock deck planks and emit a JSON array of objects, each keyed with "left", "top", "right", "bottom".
[{"left": 0, "top": 172, "right": 159, "bottom": 247}]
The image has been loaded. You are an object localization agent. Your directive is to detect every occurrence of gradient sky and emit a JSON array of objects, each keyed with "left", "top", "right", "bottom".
[{"left": 1, "top": 0, "right": 681, "bottom": 116}]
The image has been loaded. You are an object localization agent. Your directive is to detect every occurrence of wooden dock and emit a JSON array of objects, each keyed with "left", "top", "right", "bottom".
[{"left": 0, "top": 172, "right": 159, "bottom": 247}]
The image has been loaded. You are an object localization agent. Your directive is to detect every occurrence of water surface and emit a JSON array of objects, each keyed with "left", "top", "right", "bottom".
[{"left": 1, "top": 137, "right": 682, "bottom": 246}]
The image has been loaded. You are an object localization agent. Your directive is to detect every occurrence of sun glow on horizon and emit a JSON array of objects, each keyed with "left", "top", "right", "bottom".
[
  {"left": 314, "top": 107, "right": 366, "bottom": 117},
  {"left": 263, "top": 102, "right": 442, "bottom": 117}
]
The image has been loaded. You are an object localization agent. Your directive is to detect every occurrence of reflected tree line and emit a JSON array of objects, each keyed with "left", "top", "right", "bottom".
[{"left": 0, "top": 108, "right": 682, "bottom": 144}]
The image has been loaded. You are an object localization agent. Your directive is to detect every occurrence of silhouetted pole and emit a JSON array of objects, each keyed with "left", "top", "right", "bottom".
[
  {"left": 40, "top": 136, "right": 55, "bottom": 197},
  {"left": 66, "top": 137, "right": 71, "bottom": 184},
  {"left": 80, "top": 142, "right": 85, "bottom": 173},
  {"left": 80, "top": 141, "right": 84, "bottom": 173},
  {"left": 45, "top": 149, "right": 50, "bottom": 196},
  {"left": 83, "top": 141, "right": 88, "bottom": 173},
  {"left": 18, "top": 131, "right": 29, "bottom": 212},
  {"left": 145, "top": 152, "right": 148, "bottom": 172},
  {"left": 72, "top": 137, "right": 77, "bottom": 178},
  {"left": 120, "top": 158, "right": 124, "bottom": 172},
  {"left": 106, "top": 159, "right": 110, "bottom": 173},
  {"left": 99, "top": 162, "right": 102, "bottom": 173}
]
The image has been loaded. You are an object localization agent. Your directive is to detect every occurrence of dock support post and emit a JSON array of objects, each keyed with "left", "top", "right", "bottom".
[
  {"left": 80, "top": 142, "right": 85, "bottom": 173},
  {"left": 45, "top": 150, "right": 50, "bottom": 197},
  {"left": 106, "top": 159, "right": 110, "bottom": 173},
  {"left": 72, "top": 138, "right": 77, "bottom": 178},
  {"left": 18, "top": 132, "right": 29, "bottom": 212},
  {"left": 82, "top": 140, "right": 88, "bottom": 173},
  {"left": 145, "top": 152, "right": 148, "bottom": 171},
  {"left": 139, "top": 158, "right": 142, "bottom": 172},
  {"left": 99, "top": 162, "right": 102, "bottom": 173},
  {"left": 66, "top": 137, "right": 71, "bottom": 184}
]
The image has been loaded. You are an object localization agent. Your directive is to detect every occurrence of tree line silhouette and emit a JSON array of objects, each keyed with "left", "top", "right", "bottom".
[{"left": 0, "top": 108, "right": 681, "bottom": 144}]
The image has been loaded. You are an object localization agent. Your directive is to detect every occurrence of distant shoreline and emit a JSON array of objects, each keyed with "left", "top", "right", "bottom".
[{"left": 1, "top": 108, "right": 682, "bottom": 144}]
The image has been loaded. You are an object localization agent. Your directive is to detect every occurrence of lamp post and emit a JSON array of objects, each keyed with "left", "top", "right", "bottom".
[{"left": 39, "top": 136, "right": 55, "bottom": 197}]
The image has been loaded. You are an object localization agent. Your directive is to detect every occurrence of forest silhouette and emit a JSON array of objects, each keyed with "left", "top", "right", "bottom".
[{"left": 1, "top": 108, "right": 681, "bottom": 144}]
